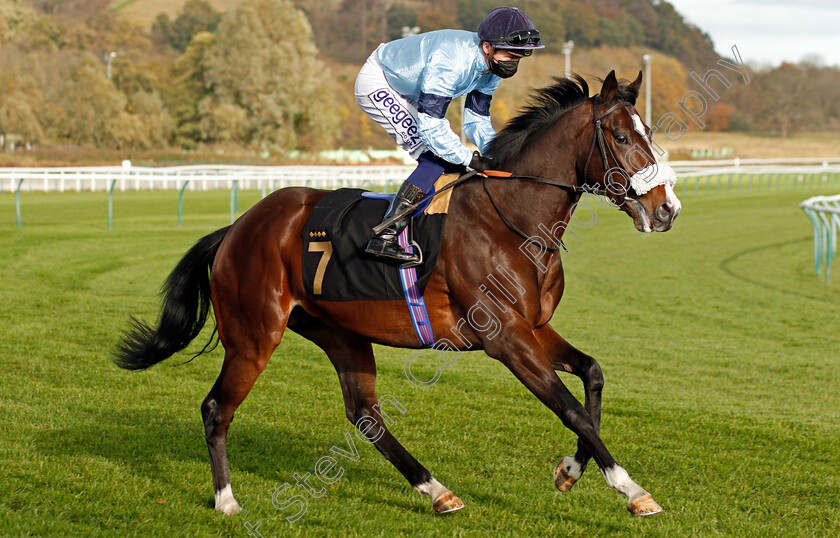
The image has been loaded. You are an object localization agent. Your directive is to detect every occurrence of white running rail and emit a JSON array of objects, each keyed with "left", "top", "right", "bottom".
[
  {"left": 2, "top": 160, "right": 840, "bottom": 194},
  {"left": 0, "top": 164, "right": 416, "bottom": 193}
]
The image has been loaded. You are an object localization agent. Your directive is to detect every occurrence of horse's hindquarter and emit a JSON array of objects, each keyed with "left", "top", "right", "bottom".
[
  {"left": 213, "top": 186, "right": 326, "bottom": 280},
  {"left": 210, "top": 187, "right": 327, "bottom": 346},
  {"left": 210, "top": 186, "right": 443, "bottom": 348}
]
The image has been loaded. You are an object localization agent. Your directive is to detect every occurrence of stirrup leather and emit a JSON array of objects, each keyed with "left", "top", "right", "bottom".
[{"left": 365, "top": 182, "right": 426, "bottom": 264}]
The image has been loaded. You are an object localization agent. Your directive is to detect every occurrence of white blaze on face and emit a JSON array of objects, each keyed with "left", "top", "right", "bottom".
[
  {"left": 664, "top": 183, "right": 682, "bottom": 214},
  {"left": 630, "top": 112, "right": 658, "bottom": 164},
  {"left": 630, "top": 113, "right": 646, "bottom": 137},
  {"left": 625, "top": 112, "right": 681, "bottom": 217}
]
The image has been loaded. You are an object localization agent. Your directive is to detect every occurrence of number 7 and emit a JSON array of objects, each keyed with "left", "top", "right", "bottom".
[{"left": 308, "top": 241, "right": 333, "bottom": 295}]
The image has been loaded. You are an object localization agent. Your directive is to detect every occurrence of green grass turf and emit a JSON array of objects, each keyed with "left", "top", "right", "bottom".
[{"left": 1, "top": 187, "right": 839, "bottom": 536}]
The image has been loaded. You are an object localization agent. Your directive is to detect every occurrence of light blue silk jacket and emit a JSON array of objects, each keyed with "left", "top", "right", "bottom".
[{"left": 377, "top": 30, "right": 500, "bottom": 166}]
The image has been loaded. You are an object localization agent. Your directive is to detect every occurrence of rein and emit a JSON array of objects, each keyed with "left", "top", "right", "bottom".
[
  {"left": 373, "top": 95, "right": 634, "bottom": 249},
  {"left": 481, "top": 94, "right": 632, "bottom": 253},
  {"left": 371, "top": 171, "right": 478, "bottom": 235}
]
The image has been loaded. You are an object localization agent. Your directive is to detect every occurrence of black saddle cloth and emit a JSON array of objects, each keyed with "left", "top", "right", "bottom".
[{"left": 301, "top": 188, "right": 446, "bottom": 301}]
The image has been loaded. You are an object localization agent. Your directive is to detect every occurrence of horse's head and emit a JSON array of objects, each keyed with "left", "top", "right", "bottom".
[{"left": 581, "top": 71, "right": 681, "bottom": 233}]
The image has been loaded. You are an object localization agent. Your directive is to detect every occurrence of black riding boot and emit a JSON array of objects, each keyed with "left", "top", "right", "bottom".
[{"left": 365, "top": 181, "right": 427, "bottom": 264}]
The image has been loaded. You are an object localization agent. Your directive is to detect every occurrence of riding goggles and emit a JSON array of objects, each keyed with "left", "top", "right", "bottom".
[{"left": 489, "top": 29, "right": 542, "bottom": 48}]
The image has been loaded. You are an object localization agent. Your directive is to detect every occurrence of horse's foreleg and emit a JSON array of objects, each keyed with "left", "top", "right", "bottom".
[
  {"left": 491, "top": 332, "right": 661, "bottom": 516},
  {"left": 301, "top": 325, "right": 464, "bottom": 514},
  {"left": 535, "top": 325, "right": 603, "bottom": 492}
]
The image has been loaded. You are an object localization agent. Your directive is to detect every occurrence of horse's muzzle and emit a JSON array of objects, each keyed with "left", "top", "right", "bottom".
[
  {"left": 652, "top": 183, "right": 682, "bottom": 232},
  {"left": 652, "top": 200, "right": 680, "bottom": 232},
  {"left": 622, "top": 198, "right": 652, "bottom": 233}
]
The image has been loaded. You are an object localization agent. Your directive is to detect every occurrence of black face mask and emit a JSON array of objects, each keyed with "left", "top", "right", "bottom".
[{"left": 489, "top": 59, "right": 519, "bottom": 78}]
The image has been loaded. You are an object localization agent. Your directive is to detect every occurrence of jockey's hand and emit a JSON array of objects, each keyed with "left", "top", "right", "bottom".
[{"left": 469, "top": 151, "right": 494, "bottom": 172}]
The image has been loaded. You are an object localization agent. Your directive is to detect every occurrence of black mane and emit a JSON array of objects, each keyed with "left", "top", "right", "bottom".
[{"left": 487, "top": 74, "right": 640, "bottom": 168}]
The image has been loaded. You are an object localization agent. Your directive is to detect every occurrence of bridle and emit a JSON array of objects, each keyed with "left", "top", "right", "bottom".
[
  {"left": 482, "top": 94, "right": 634, "bottom": 252},
  {"left": 583, "top": 94, "right": 634, "bottom": 187}
]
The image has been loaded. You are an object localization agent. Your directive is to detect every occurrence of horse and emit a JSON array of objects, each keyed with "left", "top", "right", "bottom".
[{"left": 114, "top": 71, "right": 681, "bottom": 518}]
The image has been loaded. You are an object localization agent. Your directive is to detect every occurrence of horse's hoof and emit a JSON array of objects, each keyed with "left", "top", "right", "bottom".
[
  {"left": 554, "top": 462, "right": 577, "bottom": 492},
  {"left": 433, "top": 492, "right": 465, "bottom": 514},
  {"left": 218, "top": 503, "right": 242, "bottom": 516},
  {"left": 627, "top": 494, "right": 662, "bottom": 516}
]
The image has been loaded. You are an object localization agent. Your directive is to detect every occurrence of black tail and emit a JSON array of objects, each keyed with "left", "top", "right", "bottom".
[{"left": 113, "top": 226, "right": 231, "bottom": 371}]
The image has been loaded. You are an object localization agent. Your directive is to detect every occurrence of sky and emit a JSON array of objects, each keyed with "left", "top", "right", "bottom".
[{"left": 665, "top": 0, "right": 840, "bottom": 68}]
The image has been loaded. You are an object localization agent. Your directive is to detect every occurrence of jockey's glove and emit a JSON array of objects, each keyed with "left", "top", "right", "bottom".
[{"left": 469, "top": 151, "right": 494, "bottom": 172}]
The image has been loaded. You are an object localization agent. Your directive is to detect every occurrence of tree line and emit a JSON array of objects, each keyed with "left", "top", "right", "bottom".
[
  {"left": 0, "top": 0, "right": 837, "bottom": 159},
  {"left": 296, "top": 0, "right": 719, "bottom": 70},
  {"left": 1, "top": 0, "right": 338, "bottom": 154}
]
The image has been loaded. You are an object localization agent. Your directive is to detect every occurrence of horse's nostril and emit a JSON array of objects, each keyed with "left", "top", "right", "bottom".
[{"left": 660, "top": 202, "right": 672, "bottom": 215}]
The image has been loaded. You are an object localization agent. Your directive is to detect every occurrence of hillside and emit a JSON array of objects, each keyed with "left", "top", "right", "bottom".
[
  {"left": 0, "top": 0, "right": 833, "bottom": 162},
  {"left": 111, "top": 0, "right": 245, "bottom": 24},
  {"left": 112, "top": 0, "right": 719, "bottom": 71}
]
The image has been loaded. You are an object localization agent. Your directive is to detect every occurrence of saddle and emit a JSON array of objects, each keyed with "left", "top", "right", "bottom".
[{"left": 301, "top": 174, "right": 455, "bottom": 303}]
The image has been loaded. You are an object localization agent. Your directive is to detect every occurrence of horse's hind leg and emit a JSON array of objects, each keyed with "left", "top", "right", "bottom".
[
  {"left": 202, "top": 301, "right": 290, "bottom": 514},
  {"left": 202, "top": 343, "right": 274, "bottom": 514},
  {"left": 292, "top": 319, "right": 464, "bottom": 513},
  {"left": 535, "top": 325, "right": 604, "bottom": 492}
]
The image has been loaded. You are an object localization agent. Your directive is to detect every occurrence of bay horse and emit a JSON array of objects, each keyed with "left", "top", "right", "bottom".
[{"left": 114, "top": 71, "right": 681, "bottom": 518}]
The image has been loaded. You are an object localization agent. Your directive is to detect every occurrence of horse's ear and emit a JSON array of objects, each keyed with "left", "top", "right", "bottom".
[
  {"left": 630, "top": 70, "right": 643, "bottom": 91},
  {"left": 601, "top": 70, "right": 618, "bottom": 101}
]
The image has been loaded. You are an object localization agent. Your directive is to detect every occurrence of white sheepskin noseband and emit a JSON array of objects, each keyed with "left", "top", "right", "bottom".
[{"left": 629, "top": 163, "right": 677, "bottom": 196}]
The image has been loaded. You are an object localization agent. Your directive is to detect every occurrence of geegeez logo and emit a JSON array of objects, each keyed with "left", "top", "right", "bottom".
[{"left": 369, "top": 89, "right": 422, "bottom": 149}]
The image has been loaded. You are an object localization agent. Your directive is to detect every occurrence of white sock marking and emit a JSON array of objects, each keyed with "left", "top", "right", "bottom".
[
  {"left": 215, "top": 484, "right": 241, "bottom": 515},
  {"left": 602, "top": 465, "right": 648, "bottom": 502},
  {"left": 413, "top": 478, "right": 449, "bottom": 500},
  {"left": 562, "top": 456, "right": 584, "bottom": 480}
]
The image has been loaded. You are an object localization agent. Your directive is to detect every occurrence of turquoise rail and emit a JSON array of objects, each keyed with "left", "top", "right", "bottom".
[{"left": 800, "top": 195, "right": 840, "bottom": 282}]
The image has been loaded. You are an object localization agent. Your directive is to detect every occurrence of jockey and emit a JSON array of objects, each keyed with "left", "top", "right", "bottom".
[{"left": 356, "top": 6, "right": 544, "bottom": 265}]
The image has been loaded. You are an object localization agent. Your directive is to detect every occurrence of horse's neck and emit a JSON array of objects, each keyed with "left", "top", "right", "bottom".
[
  {"left": 487, "top": 114, "right": 587, "bottom": 240},
  {"left": 483, "top": 175, "right": 577, "bottom": 240}
]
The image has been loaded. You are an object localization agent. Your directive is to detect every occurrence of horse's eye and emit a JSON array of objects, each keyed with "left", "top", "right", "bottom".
[{"left": 614, "top": 134, "right": 628, "bottom": 144}]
